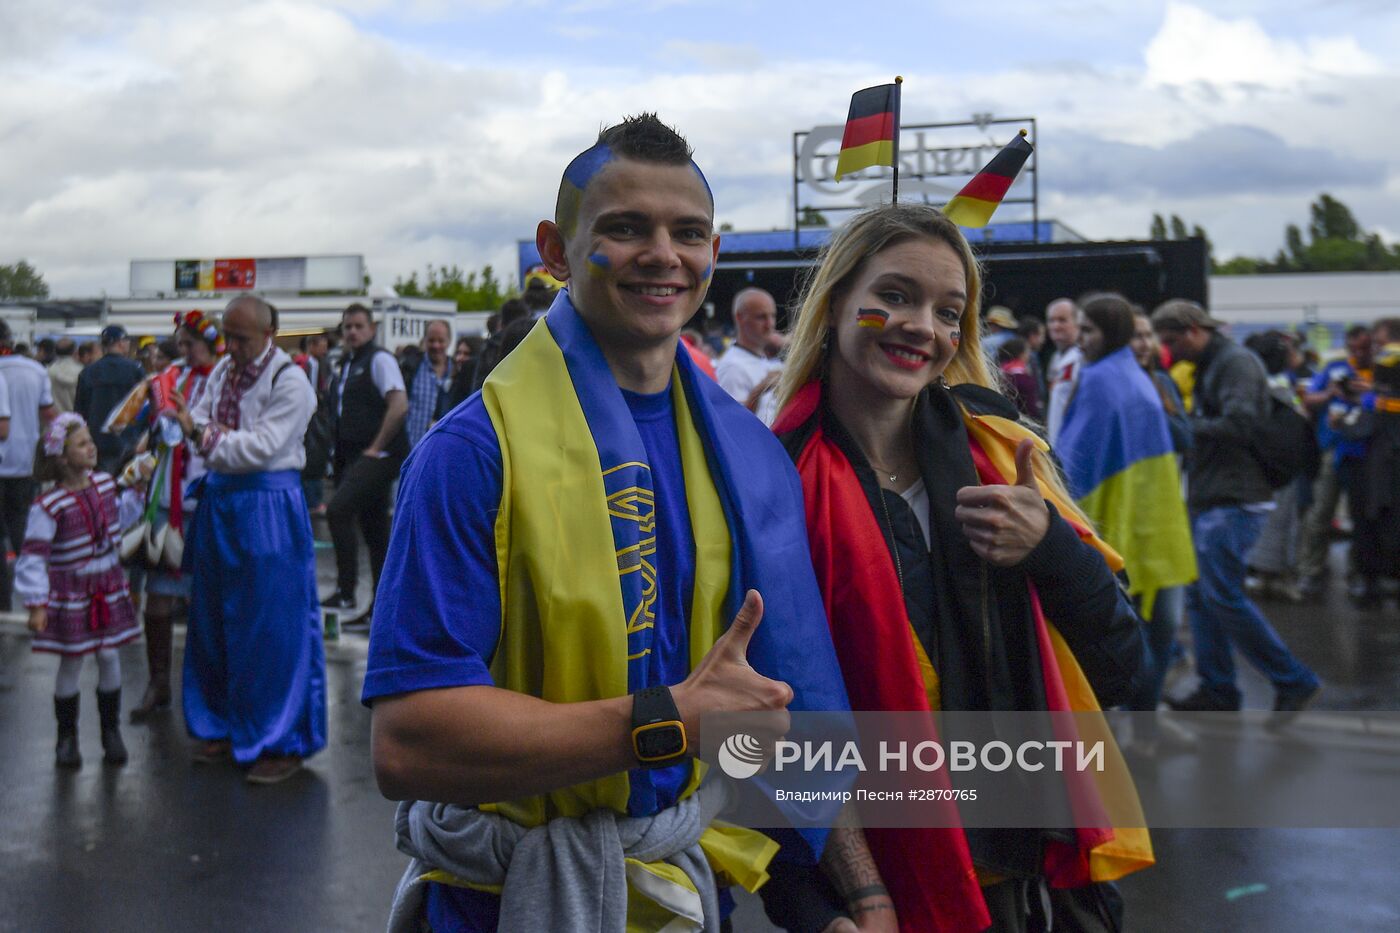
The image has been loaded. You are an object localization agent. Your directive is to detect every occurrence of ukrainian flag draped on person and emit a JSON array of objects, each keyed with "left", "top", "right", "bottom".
[{"left": 1056, "top": 345, "right": 1196, "bottom": 616}]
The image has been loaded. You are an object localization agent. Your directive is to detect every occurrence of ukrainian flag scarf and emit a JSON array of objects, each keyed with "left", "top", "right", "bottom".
[
  {"left": 775, "top": 381, "right": 1153, "bottom": 933},
  {"left": 1057, "top": 346, "right": 1196, "bottom": 617},
  {"left": 468, "top": 293, "right": 848, "bottom": 926}
]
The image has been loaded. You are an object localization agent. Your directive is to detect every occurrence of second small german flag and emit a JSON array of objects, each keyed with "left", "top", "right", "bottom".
[
  {"left": 942, "top": 130, "right": 1034, "bottom": 228},
  {"left": 834, "top": 82, "right": 900, "bottom": 181}
]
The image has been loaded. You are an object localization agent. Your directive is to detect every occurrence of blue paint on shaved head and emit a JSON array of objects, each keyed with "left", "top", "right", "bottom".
[
  {"left": 563, "top": 144, "right": 615, "bottom": 191},
  {"left": 690, "top": 160, "right": 713, "bottom": 205}
]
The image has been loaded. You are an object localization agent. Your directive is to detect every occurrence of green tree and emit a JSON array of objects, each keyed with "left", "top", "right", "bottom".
[
  {"left": 1192, "top": 224, "right": 1214, "bottom": 264},
  {"left": 798, "top": 206, "right": 829, "bottom": 228},
  {"left": 1215, "top": 193, "right": 1400, "bottom": 275},
  {"left": 1285, "top": 224, "right": 1306, "bottom": 266},
  {"left": 1309, "top": 193, "right": 1360, "bottom": 243},
  {"left": 1169, "top": 215, "right": 1189, "bottom": 240},
  {"left": 0, "top": 260, "right": 49, "bottom": 299},
  {"left": 1149, "top": 214, "right": 1167, "bottom": 240},
  {"left": 393, "top": 264, "right": 512, "bottom": 311}
]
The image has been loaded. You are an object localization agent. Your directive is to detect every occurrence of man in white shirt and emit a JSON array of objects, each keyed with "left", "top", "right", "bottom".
[
  {"left": 0, "top": 320, "right": 57, "bottom": 610},
  {"left": 1044, "top": 297, "right": 1084, "bottom": 443},
  {"left": 175, "top": 295, "right": 323, "bottom": 784},
  {"left": 715, "top": 288, "right": 783, "bottom": 414}
]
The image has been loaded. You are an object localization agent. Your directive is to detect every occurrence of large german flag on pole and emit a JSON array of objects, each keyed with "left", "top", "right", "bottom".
[
  {"left": 833, "top": 80, "right": 902, "bottom": 182},
  {"left": 942, "top": 129, "right": 1034, "bottom": 227}
]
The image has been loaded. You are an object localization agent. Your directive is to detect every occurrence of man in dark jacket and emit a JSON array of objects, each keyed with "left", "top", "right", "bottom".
[
  {"left": 321, "top": 305, "right": 408, "bottom": 623},
  {"left": 1152, "top": 300, "right": 1320, "bottom": 717},
  {"left": 74, "top": 325, "right": 144, "bottom": 474}
]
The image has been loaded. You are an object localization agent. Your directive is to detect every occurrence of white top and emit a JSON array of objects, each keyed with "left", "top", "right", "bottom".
[
  {"left": 715, "top": 344, "right": 783, "bottom": 406},
  {"left": 0, "top": 373, "right": 9, "bottom": 420},
  {"left": 1047, "top": 344, "right": 1082, "bottom": 381},
  {"left": 191, "top": 346, "right": 315, "bottom": 474},
  {"left": 48, "top": 357, "right": 83, "bottom": 412},
  {"left": 1045, "top": 345, "right": 1083, "bottom": 444},
  {"left": 0, "top": 355, "right": 55, "bottom": 477},
  {"left": 14, "top": 500, "right": 124, "bottom": 607},
  {"left": 899, "top": 478, "right": 932, "bottom": 550},
  {"left": 336, "top": 348, "right": 405, "bottom": 418}
]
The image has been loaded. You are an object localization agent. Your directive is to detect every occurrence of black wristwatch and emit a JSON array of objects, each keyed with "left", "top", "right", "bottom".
[{"left": 631, "top": 685, "right": 688, "bottom": 768}]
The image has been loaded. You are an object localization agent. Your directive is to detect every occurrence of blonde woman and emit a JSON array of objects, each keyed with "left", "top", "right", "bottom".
[{"left": 770, "top": 203, "right": 1152, "bottom": 932}]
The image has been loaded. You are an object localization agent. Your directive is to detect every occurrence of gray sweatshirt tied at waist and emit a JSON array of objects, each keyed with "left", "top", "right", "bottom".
[{"left": 387, "top": 778, "right": 730, "bottom": 933}]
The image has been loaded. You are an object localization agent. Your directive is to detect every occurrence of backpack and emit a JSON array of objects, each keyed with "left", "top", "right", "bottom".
[{"left": 1249, "top": 387, "right": 1321, "bottom": 489}]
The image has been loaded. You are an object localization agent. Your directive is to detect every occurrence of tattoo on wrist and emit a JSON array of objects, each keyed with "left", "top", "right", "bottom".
[
  {"left": 845, "top": 884, "right": 890, "bottom": 903},
  {"left": 851, "top": 902, "right": 894, "bottom": 916}
]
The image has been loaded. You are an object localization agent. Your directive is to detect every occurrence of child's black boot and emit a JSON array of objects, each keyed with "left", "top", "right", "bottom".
[
  {"left": 54, "top": 694, "right": 82, "bottom": 769},
  {"left": 97, "top": 688, "right": 128, "bottom": 765}
]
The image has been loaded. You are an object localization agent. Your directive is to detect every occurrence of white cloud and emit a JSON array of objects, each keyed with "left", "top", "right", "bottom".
[
  {"left": 1145, "top": 1, "right": 1385, "bottom": 93},
  {"left": 2, "top": 1, "right": 1399, "bottom": 295}
]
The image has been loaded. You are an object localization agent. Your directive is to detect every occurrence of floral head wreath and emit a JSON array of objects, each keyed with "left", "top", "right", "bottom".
[
  {"left": 173, "top": 310, "right": 226, "bottom": 355},
  {"left": 42, "top": 412, "right": 87, "bottom": 457}
]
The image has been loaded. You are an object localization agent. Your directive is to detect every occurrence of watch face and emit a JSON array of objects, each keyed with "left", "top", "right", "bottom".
[{"left": 635, "top": 723, "right": 685, "bottom": 762}]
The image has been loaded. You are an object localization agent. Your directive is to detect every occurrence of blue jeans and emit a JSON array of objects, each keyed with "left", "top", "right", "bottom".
[
  {"left": 1187, "top": 506, "right": 1319, "bottom": 703},
  {"left": 1129, "top": 586, "right": 1184, "bottom": 712}
]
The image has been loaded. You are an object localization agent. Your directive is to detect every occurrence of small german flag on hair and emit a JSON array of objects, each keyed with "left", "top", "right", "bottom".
[
  {"left": 834, "top": 82, "right": 901, "bottom": 181},
  {"left": 941, "top": 130, "right": 1034, "bottom": 228}
]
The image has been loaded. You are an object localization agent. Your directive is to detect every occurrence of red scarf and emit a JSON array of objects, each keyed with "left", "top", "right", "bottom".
[{"left": 774, "top": 382, "right": 1120, "bottom": 932}]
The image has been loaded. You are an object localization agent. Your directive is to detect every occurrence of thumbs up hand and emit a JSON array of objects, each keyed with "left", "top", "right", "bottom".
[
  {"left": 953, "top": 438, "right": 1051, "bottom": 567},
  {"left": 673, "top": 590, "right": 794, "bottom": 755}
]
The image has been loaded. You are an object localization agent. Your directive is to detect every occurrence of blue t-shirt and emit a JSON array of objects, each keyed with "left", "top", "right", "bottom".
[
  {"left": 362, "top": 385, "right": 702, "bottom": 933},
  {"left": 1310, "top": 358, "right": 1368, "bottom": 461}
]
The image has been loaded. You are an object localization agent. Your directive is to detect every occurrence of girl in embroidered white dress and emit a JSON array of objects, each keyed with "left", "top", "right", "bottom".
[{"left": 20, "top": 414, "right": 140, "bottom": 768}]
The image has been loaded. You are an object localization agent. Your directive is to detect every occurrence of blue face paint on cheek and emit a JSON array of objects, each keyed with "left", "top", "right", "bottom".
[
  {"left": 700, "top": 263, "right": 712, "bottom": 282},
  {"left": 587, "top": 253, "right": 611, "bottom": 276}
]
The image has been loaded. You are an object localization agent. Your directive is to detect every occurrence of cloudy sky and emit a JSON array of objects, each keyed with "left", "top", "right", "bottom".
[{"left": 3, "top": 0, "right": 1398, "bottom": 296}]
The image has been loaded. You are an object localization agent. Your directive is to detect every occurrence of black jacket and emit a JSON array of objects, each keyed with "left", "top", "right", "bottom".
[
  {"left": 1187, "top": 332, "right": 1274, "bottom": 510},
  {"left": 75, "top": 353, "right": 145, "bottom": 470}
]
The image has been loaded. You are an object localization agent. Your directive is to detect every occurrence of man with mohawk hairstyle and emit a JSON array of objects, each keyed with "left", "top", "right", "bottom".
[{"left": 364, "top": 114, "right": 868, "bottom": 932}]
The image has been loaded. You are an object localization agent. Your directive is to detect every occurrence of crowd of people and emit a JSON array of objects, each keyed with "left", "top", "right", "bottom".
[
  {"left": 5, "top": 110, "right": 1399, "bottom": 932},
  {"left": 0, "top": 302, "right": 490, "bottom": 781}
]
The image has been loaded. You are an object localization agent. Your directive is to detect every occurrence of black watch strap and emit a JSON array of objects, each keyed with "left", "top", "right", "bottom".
[
  {"left": 633, "top": 685, "right": 680, "bottom": 726},
  {"left": 631, "top": 685, "right": 687, "bottom": 767}
]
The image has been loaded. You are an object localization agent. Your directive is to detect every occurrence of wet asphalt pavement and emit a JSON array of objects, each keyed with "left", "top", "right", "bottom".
[{"left": 1, "top": 538, "right": 1399, "bottom": 932}]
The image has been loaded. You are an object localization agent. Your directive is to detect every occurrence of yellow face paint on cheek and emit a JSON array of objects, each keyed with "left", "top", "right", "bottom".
[{"left": 586, "top": 253, "right": 611, "bottom": 277}]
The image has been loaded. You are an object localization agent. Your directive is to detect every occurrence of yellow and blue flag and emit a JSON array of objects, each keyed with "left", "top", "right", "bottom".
[{"left": 1056, "top": 346, "right": 1196, "bottom": 615}]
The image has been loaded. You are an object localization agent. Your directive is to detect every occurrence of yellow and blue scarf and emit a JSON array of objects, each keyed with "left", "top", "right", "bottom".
[{"left": 461, "top": 292, "right": 848, "bottom": 924}]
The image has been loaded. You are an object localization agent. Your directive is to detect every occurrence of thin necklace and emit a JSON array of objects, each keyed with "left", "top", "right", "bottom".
[{"left": 868, "top": 456, "right": 909, "bottom": 485}]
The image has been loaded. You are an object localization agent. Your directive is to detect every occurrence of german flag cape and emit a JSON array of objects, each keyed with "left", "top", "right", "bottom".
[
  {"left": 1057, "top": 346, "right": 1196, "bottom": 617},
  {"left": 471, "top": 293, "right": 850, "bottom": 906},
  {"left": 774, "top": 382, "right": 1152, "bottom": 933}
]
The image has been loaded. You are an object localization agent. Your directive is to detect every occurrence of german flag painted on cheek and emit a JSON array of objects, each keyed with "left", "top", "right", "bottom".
[
  {"left": 834, "top": 83, "right": 900, "bottom": 181},
  {"left": 941, "top": 130, "right": 1034, "bottom": 228}
]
